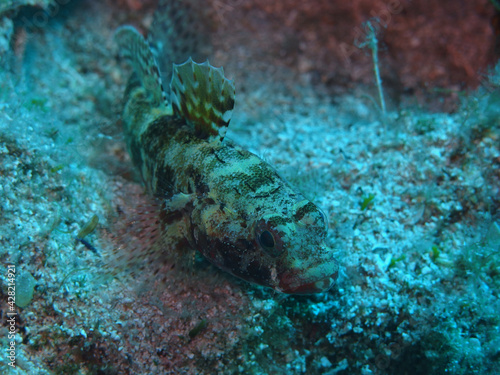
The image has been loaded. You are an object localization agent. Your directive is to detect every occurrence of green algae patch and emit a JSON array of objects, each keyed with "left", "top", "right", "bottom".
[
  {"left": 360, "top": 193, "right": 376, "bottom": 211},
  {"left": 16, "top": 270, "right": 37, "bottom": 308},
  {"left": 189, "top": 319, "right": 208, "bottom": 339},
  {"left": 77, "top": 214, "right": 99, "bottom": 239}
]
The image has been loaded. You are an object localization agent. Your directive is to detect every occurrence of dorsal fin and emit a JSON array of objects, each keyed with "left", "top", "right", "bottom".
[
  {"left": 170, "top": 58, "right": 235, "bottom": 141},
  {"left": 114, "top": 25, "right": 168, "bottom": 108}
]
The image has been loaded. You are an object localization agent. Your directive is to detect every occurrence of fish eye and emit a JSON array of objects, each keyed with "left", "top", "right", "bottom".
[
  {"left": 255, "top": 219, "right": 284, "bottom": 257},
  {"left": 259, "top": 230, "right": 275, "bottom": 250}
]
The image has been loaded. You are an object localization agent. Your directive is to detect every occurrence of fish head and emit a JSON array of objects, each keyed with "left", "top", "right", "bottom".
[
  {"left": 254, "top": 199, "right": 339, "bottom": 294},
  {"left": 195, "top": 197, "right": 339, "bottom": 294}
]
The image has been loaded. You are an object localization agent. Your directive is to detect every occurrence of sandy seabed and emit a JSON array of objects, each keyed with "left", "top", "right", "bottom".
[{"left": 0, "top": 1, "right": 499, "bottom": 374}]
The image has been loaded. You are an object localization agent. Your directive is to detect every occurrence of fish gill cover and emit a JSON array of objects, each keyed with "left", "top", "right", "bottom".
[{"left": 0, "top": 0, "right": 499, "bottom": 374}]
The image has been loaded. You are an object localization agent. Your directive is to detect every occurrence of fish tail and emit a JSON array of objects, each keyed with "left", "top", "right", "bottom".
[
  {"left": 114, "top": 25, "right": 167, "bottom": 109},
  {"left": 114, "top": 25, "right": 171, "bottom": 150}
]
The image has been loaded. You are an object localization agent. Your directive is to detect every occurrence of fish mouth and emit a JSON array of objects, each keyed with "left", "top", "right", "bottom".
[
  {"left": 277, "top": 243, "right": 339, "bottom": 294},
  {"left": 279, "top": 270, "right": 338, "bottom": 294}
]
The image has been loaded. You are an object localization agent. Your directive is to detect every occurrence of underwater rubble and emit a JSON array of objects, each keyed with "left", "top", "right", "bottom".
[{"left": 0, "top": 0, "right": 499, "bottom": 374}]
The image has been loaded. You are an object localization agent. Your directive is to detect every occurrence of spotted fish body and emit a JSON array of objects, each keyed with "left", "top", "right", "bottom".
[{"left": 115, "top": 2, "right": 338, "bottom": 294}]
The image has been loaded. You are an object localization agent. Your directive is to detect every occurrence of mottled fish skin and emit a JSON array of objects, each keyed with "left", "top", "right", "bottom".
[{"left": 115, "top": 3, "right": 338, "bottom": 294}]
